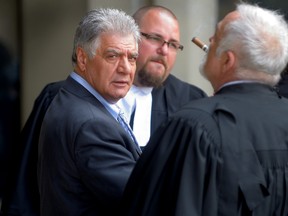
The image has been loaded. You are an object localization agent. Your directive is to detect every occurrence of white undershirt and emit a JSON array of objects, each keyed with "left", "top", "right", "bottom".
[{"left": 117, "top": 85, "right": 153, "bottom": 147}]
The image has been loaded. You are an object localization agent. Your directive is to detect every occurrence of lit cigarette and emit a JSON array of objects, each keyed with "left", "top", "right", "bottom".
[{"left": 191, "top": 37, "right": 209, "bottom": 53}]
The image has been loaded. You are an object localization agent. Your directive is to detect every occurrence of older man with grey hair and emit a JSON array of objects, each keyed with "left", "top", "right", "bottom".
[{"left": 37, "top": 8, "right": 140, "bottom": 216}]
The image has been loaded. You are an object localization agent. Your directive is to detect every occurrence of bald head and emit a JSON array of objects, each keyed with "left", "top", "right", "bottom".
[{"left": 133, "top": 5, "right": 178, "bottom": 27}]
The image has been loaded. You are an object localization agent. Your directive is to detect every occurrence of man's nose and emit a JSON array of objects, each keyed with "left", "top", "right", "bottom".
[
  {"left": 157, "top": 42, "right": 169, "bottom": 55},
  {"left": 118, "top": 57, "right": 131, "bottom": 72}
]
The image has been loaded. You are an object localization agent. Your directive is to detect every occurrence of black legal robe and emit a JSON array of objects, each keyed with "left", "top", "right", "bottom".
[{"left": 121, "top": 83, "right": 288, "bottom": 216}]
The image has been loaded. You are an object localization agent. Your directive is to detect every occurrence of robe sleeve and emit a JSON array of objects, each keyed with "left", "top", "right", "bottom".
[{"left": 121, "top": 109, "right": 223, "bottom": 216}]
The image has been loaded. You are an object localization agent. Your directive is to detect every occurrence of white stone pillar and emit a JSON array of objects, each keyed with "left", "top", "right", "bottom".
[{"left": 153, "top": 0, "right": 216, "bottom": 95}]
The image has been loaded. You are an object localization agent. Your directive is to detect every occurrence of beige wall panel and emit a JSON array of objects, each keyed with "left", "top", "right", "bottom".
[{"left": 21, "top": 0, "right": 86, "bottom": 125}]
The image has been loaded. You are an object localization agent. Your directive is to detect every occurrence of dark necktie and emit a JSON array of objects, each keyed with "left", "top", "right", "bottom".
[
  {"left": 129, "top": 108, "right": 135, "bottom": 129},
  {"left": 117, "top": 111, "right": 141, "bottom": 152}
]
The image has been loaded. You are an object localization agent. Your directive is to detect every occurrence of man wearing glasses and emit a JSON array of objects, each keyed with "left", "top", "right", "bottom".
[{"left": 119, "top": 5, "right": 207, "bottom": 148}]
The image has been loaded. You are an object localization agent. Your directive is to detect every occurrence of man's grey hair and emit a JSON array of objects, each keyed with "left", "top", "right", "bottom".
[
  {"left": 72, "top": 8, "right": 140, "bottom": 66},
  {"left": 217, "top": 3, "right": 288, "bottom": 85}
]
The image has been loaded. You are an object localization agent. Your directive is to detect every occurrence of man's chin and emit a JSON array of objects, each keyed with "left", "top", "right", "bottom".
[{"left": 139, "top": 73, "right": 165, "bottom": 87}]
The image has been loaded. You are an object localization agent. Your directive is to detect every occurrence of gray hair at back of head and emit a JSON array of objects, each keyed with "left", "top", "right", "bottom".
[
  {"left": 72, "top": 8, "right": 140, "bottom": 66},
  {"left": 217, "top": 3, "right": 288, "bottom": 84}
]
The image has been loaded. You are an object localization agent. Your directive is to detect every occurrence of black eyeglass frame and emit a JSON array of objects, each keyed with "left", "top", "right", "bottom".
[{"left": 140, "top": 32, "right": 184, "bottom": 51}]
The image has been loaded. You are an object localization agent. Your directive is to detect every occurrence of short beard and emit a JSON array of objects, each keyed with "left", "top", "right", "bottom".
[{"left": 136, "top": 68, "right": 166, "bottom": 88}]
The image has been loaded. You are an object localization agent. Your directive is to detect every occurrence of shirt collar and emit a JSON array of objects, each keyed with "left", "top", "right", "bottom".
[
  {"left": 70, "top": 71, "right": 118, "bottom": 120},
  {"left": 217, "top": 80, "right": 261, "bottom": 93},
  {"left": 130, "top": 85, "right": 153, "bottom": 96}
]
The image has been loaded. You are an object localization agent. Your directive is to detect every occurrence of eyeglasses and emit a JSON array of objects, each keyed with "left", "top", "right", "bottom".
[{"left": 140, "top": 32, "right": 184, "bottom": 52}]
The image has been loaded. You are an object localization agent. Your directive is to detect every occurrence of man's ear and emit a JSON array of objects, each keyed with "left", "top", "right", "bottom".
[
  {"left": 76, "top": 47, "right": 87, "bottom": 71},
  {"left": 222, "top": 50, "right": 236, "bottom": 73}
]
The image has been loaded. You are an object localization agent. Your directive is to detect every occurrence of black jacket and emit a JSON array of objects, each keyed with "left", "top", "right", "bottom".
[
  {"left": 38, "top": 76, "right": 140, "bottom": 215},
  {"left": 1, "top": 81, "right": 64, "bottom": 215},
  {"left": 277, "top": 73, "right": 288, "bottom": 98}
]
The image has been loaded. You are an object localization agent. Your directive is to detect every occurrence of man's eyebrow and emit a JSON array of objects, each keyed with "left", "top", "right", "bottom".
[
  {"left": 105, "top": 48, "right": 121, "bottom": 54},
  {"left": 129, "top": 52, "right": 139, "bottom": 58},
  {"left": 105, "top": 48, "right": 138, "bottom": 57}
]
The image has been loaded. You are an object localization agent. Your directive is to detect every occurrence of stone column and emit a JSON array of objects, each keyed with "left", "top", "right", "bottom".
[{"left": 154, "top": 0, "right": 216, "bottom": 95}]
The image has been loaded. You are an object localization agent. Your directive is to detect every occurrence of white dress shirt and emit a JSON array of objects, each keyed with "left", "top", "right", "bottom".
[{"left": 118, "top": 85, "right": 153, "bottom": 147}]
